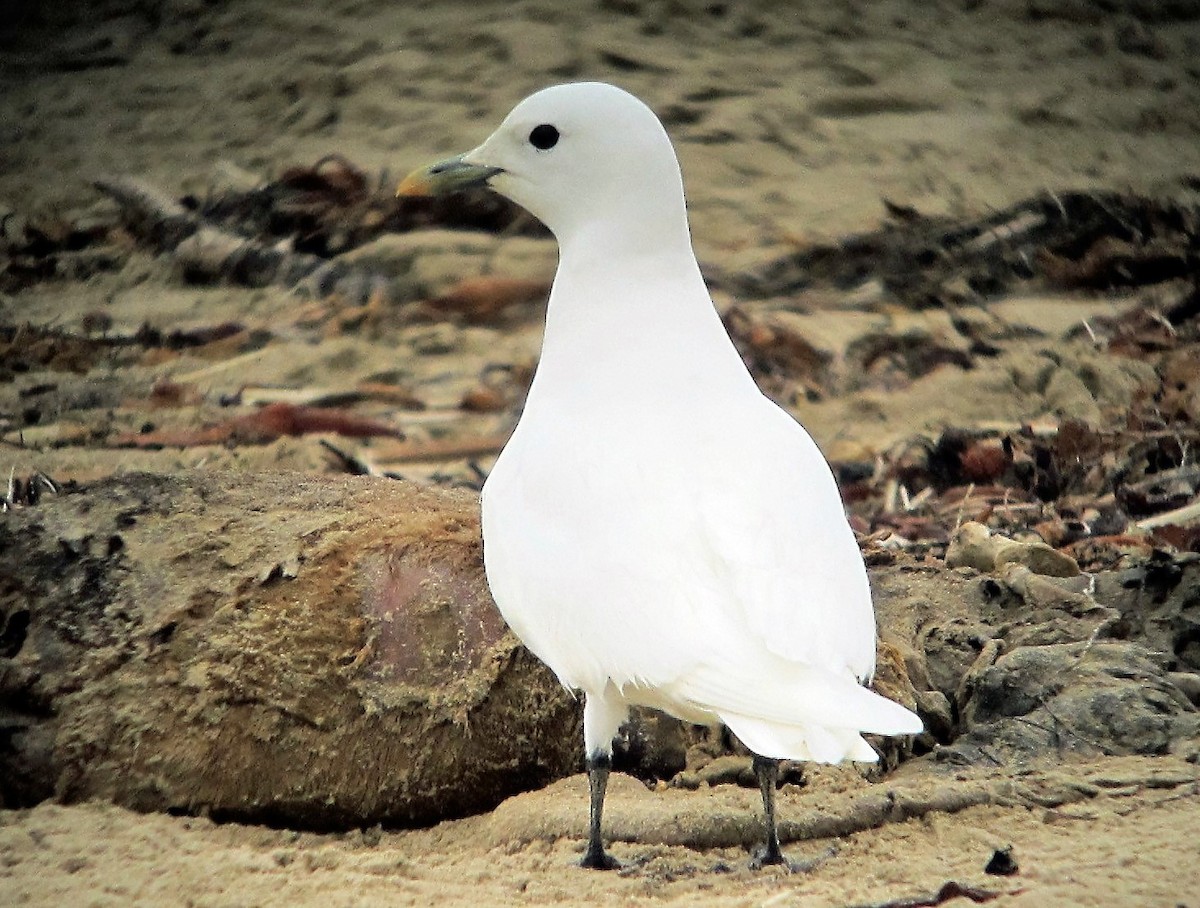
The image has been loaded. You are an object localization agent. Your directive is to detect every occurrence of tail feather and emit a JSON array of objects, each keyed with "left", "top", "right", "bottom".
[
  {"left": 722, "top": 712, "right": 882, "bottom": 763},
  {"left": 674, "top": 660, "right": 923, "bottom": 763}
]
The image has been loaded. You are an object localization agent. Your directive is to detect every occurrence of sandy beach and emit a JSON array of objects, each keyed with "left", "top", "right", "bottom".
[{"left": 3, "top": 1, "right": 1200, "bottom": 905}]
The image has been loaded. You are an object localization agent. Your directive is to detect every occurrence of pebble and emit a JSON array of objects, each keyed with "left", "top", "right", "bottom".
[
  {"left": 409, "top": 323, "right": 460, "bottom": 355},
  {"left": 695, "top": 754, "right": 756, "bottom": 788},
  {"left": 946, "top": 521, "right": 1081, "bottom": 577}
]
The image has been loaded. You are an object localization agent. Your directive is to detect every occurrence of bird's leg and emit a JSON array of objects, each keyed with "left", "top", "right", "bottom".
[
  {"left": 580, "top": 752, "right": 620, "bottom": 870},
  {"left": 750, "top": 754, "right": 790, "bottom": 869},
  {"left": 579, "top": 689, "right": 627, "bottom": 869}
]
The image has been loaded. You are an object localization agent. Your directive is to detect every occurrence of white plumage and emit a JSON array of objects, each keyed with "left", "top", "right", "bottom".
[{"left": 400, "top": 80, "right": 921, "bottom": 867}]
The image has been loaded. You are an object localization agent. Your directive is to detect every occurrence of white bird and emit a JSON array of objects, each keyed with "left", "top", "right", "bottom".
[{"left": 398, "top": 81, "right": 922, "bottom": 870}]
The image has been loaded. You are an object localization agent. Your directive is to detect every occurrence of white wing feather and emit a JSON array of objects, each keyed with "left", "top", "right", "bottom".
[
  {"left": 482, "top": 390, "right": 920, "bottom": 762},
  {"left": 694, "top": 397, "right": 879, "bottom": 682}
]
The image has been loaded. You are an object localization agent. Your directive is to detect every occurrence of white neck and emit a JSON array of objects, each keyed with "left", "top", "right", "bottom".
[{"left": 526, "top": 223, "right": 755, "bottom": 412}]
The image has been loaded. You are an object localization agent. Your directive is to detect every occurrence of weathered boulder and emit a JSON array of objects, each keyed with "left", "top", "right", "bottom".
[
  {"left": 953, "top": 641, "right": 1200, "bottom": 761},
  {"left": 0, "top": 471, "right": 580, "bottom": 827},
  {"left": 872, "top": 558, "right": 1200, "bottom": 765},
  {"left": 4, "top": 472, "right": 1197, "bottom": 828}
]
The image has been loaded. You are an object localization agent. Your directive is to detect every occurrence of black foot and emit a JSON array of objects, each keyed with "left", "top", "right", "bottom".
[
  {"left": 750, "top": 844, "right": 835, "bottom": 873},
  {"left": 751, "top": 754, "right": 792, "bottom": 871},
  {"left": 580, "top": 845, "right": 621, "bottom": 871},
  {"left": 750, "top": 842, "right": 792, "bottom": 871},
  {"left": 748, "top": 844, "right": 806, "bottom": 873},
  {"left": 581, "top": 752, "right": 619, "bottom": 870}
]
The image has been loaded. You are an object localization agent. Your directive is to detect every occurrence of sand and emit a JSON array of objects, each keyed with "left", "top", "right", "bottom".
[
  {"left": 3, "top": 1, "right": 1200, "bottom": 905},
  {"left": 0, "top": 761, "right": 1195, "bottom": 907}
]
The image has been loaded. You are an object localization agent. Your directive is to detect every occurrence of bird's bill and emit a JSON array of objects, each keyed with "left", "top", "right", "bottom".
[{"left": 395, "top": 154, "right": 503, "bottom": 197}]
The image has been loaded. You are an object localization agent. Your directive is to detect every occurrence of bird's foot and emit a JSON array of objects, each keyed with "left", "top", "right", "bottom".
[
  {"left": 753, "top": 843, "right": 838, "bottom": 873},
  {"left": 750, "top": 843, "right": 794, "bottom": 872},
  {"left": 579, "top": 844, "right": 621, "bottom": 871}
]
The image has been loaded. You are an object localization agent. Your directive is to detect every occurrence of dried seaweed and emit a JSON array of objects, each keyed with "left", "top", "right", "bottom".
[
  {"left": 92, "top": 176, "right": 396, "bottom": 305},
  {"left": 723, "top": 191, "right": 1200, "bottom": 307},
  {"left": 850, "top": 881, "right": 1010, "bottom": 908},
  {"left": 192, "top": 155, "right": 545, "bottom": 254},
  {"left": 0, "top": 322, "right": 124, "bottom": 377},
  {"left": 708, "top": 191, "right": 1200, "bottom": 564},
  {"left": 841, "top": 416, "right": 1200, "bottom": 563},
  {"left": 0, "top": 208, "right": 122, "bottom": 293},
  {"left": 88, "top": 160, "right": 548, "bottom": 307}
]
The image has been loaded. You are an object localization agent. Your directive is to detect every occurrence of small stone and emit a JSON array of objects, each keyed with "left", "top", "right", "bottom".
[
  {"left": 1033, "top": 518, "right": 1070, "bottom": 547},
  {"left": 999, "top": 564, "right": 1096, "bottom": 613},
  {"left": 460, "top": 385, "right": 506, "bottom": 412},
  {"left": 993, "top": 539, "right": 1081, "bottom": 578},
  {"left": 944, "top": 521, "right": 998, "bottom": 572},
  {"left": 913, "top": 689, "right": 954, "bottom": 743},
  {"left": 695, "top": 754, "right": 755, "bottom": 787},
  {"left": 985, "top": 845, "right": 1019, "bottom": 875},
  {"left": 410, "top": 324, "right": 460, "bottom": 355},
  {"left": 946, "top": 521, "right": 1080, "bottom": 577},
  {"left": 1043, "top": 367, "right": 1101, "bottom": 425},
  {"left": 615, "top": 709, "right": 689, "bottom": 781},
  {"left": 671, "top": 771, "right": 702, "bottom": 790},
  {"left": 1168, "top": 672, "right": 1200, "bottom": 707}
]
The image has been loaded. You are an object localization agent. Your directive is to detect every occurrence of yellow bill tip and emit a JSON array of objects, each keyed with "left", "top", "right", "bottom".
[
  {"left": 394, "top": 155, "right": 501, "bottom": 199},
  {"left": 396, "top": 169, "right": 433, "bottom": 198}
]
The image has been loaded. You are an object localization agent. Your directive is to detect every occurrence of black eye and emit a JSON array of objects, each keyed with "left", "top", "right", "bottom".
[{"left": 529, "top": 124, "right": 559, "bottom": 150}]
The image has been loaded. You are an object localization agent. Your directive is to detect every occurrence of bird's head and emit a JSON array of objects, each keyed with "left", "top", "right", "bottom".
[{"left": 398, "top": 82, "right": 688, "bottom": 247}]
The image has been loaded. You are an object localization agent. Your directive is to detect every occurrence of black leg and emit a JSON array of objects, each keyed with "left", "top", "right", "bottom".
[
  {"left": 580, "top": 753, "right": 620, "bottom": 870},
  {"left": 750, "top": 754, "right": 790, "bottom": 869}
]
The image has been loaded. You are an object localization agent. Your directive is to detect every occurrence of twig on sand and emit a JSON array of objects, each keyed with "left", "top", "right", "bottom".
[
  {"left": 1136, "top": 497, "right": 1200, "bottom": 530},
  {"left": 850, "top": 881, "right": 1013, "bottom": 908},
  {"left": 109, "top": 402, "right": 404, "bottom": 449},
  {"left": 964, "top": 210, "right": 1046, "bottom": 252},
  {"left": 369, "top": 435, "right": 508, "bottom": 464},
  {"left": 319, "top": 439, "right": 379, "bottom": 476}
]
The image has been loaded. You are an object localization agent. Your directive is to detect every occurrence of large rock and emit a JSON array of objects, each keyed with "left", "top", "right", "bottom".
[
  {"left": 5, "top": 472, "right": 1197, "bottom": 828},
  {"left": 0, "top": 471, "right": 580, "bottom": 827},
  {"left": 872, "top": 558, "right": 1200, "bottom": 765},
  {"left": 955, "top": 641, "right": 1200, "bottom": 761}
]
